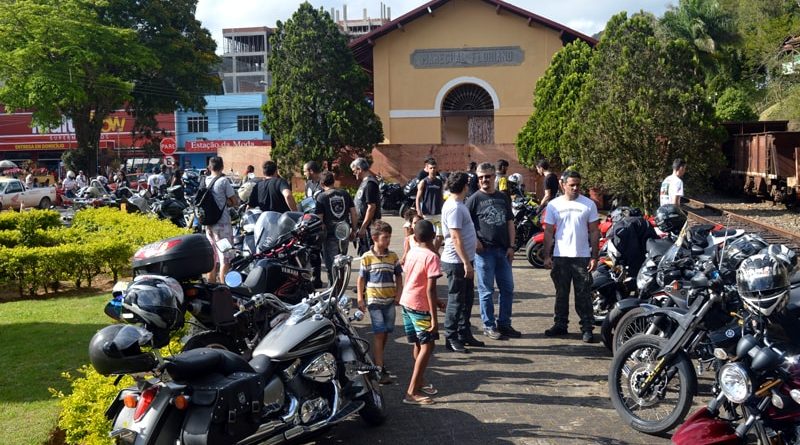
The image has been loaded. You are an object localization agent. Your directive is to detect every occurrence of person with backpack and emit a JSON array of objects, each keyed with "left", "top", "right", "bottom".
[
  {"left": 199, "top": 156, "right": 239, "bottom": 283},
  {"left": 247, "top": 160, "right": 297, "bottom": 213}
]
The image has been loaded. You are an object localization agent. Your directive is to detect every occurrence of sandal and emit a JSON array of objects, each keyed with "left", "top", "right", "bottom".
[
  {"left": 402, "top": 394, "right": 434, "bottom": 405},
  {"left": 419, "top": 383, "right": 438, "bottom": 396}
]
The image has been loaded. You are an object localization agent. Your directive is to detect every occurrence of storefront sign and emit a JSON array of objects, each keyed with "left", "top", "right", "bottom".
[
  {"left": 184, "top": 139, "right": 271, "bottom": 153},
  {"left": 411, "top": 46, "right": 524, "bottom": 69}
]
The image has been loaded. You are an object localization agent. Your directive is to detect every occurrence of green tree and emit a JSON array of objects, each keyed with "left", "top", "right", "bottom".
[
  {"left": 565, "top": 12, "right": 725, "bottom": 211},
  {"left": 715, "top": 87, "right": 758, "bottom": 120},
  {"left": 515, "top": 40, "right": 593, "bottom": 167},
  {"left": 264, "top": 2, "right": 383, "bottom": 172},
  {"left": 0, "top": 0, "right": 219, "bottom": 176},
  {"left": 659, "top": 0, "right": 738, "bottom": 73}
]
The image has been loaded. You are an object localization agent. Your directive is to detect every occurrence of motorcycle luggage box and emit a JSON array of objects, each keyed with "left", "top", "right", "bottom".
[
  {"left": 132, "top": 234, "right": 214, "bottom": 281},
  {"left": 182, "top": 371, "right": 264, "bottom": 445}
]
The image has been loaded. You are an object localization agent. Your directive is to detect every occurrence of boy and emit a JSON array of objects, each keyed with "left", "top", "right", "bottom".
[
  {"left": 357, "top": 220, "right": 403, "bottom": 385},
  {"left": 400, "top": 220, "right": 445, "bottom": 405}
]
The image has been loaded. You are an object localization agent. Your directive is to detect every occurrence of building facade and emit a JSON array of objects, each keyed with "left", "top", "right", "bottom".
[
  {"left": 349, "top": 0, "right": 595, "bottom": 191},
  {"left": 221, "top": 27, "right": 273, "bottom": 92}
]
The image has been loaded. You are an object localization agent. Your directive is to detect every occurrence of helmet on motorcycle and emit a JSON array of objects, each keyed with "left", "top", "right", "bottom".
[
  {"left": 654, "top": 204, "right": 686, "bottom": 235},
  {"left": 760, "top": 244, "right": 798, "bottom": 274},
  {"left": 720, "top": 234, "right": 768, "bottom": 276},
  {"left": 88, "top": 324, "right": 157, "bottom": 376},
  {"left": 121, "top": 275, "right": 183, "bottom": 332},
  {"left": 508, "top": 173, "right": 523, "bottom": 186},
  {"left": 736, "top": 254, "right": 790, "bottom": 317},
  {"left": 609, "top": 206, "right": 631, "bottom": 224},
  {"left": 295, "top": 213, "right": 323, "bottom": 240}
]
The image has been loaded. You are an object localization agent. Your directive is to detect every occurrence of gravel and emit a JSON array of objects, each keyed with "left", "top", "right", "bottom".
[{"left": 692, "top": 193, "right": 800, "bottom": 235}]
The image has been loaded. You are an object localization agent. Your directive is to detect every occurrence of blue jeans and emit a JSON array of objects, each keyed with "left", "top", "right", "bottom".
[{"left": 475, "top": 246, "right": 515, "bottom": 329}]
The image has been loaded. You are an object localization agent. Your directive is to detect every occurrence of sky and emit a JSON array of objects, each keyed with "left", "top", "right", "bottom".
[{"left": 196, "top": 0, "right": 675, "bottom": 51}]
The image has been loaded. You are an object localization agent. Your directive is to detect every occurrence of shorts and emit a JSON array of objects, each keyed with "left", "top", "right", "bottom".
[
  {"left": 402, "top": 306, "right": 439, "bottom": 345},
  {"left": 205, "top": 223, "right": 234, "bottom": 266},
  {"left": 423, "top": 214, "right": 443, "bottom": 237},
  {"left": 367, "top": 302, "right": 396, "bottom": 334}
]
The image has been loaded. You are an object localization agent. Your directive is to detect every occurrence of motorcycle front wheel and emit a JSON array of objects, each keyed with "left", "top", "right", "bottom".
[
  {"left": 525, "top": 239, "right": 545, "bottom": 268},
  {"left": 612, "top": 307, "right": 673, "bottom": 353},
  {"left": 608, "top": 335, "right": 695, "bottom": 435},
  {"left": 358, "top": 377, "right": 388, "bottom": 426}
]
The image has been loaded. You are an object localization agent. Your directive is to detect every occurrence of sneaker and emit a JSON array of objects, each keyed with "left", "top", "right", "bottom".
[
  {"left": 460, "top": 335, "right": 485, "bottom": 347},
  {"left": 498, "top": 325, "right": 522, "bottom": 339},
  {"left": 582, "top": 331, "right": 595, "bottom": 343},
  {"left": 483, "top": 327, "right": 506, "bottom": 340},
  {"left": 544, "top": 325, "right": 568, "bottom": 337},
  {"left": 378, "top": 368, "right": 394, "bottom": 385},
  {"left": 446, "top": 338, "right": 469, "bottom": 353}
]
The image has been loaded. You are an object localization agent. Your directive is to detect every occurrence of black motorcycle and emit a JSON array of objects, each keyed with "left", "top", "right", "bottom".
[
  {"left": 379, "top": 178, "right": 403, "bottom": 213},
  {"left": 510, "top": 195, "right": 541, "bottom": 252},
  {"left": 92, "top": 253, "right": 387, "bottom": 445}
]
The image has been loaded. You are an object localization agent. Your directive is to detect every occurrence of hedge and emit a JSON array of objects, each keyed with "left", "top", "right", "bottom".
[{"left": 0, "top": 208, "right": 188, "bottom": 296}]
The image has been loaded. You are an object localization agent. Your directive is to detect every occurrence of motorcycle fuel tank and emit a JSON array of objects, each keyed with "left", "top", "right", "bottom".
[
  {"left": 252, "top": 315, "right": 336, "bottom": 362},
  {"left": 672, "top": 407, "right": 739, "bottom": 445}
]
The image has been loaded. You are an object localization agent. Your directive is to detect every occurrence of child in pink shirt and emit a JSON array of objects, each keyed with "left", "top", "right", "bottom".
[{"left": 399, "top": 219, "right": 444, "bottom": 405}]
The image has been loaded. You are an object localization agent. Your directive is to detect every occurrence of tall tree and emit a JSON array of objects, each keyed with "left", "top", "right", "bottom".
[
  {"left": 565, "top": 12, "right": 725, "bottom": 211},
  {"left": 0, "top": 0, "right": 219, "bottom": 175},
  {"left": 264, "top": 2, "right": 383, "bottom": 172},
  {"left": 515, "top": 40, "right": 593, "bottom": 168}
]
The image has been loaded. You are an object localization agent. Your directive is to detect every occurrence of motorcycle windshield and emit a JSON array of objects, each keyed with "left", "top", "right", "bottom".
[
  {"left": 254, "top": 211, "right": 303, "bottom": 252},
  {"left": 241, "top": 209, "right": 262, "bottom": 233}
]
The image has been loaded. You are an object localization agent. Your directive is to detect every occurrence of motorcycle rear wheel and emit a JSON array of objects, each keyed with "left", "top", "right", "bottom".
[
  {"left": 525, "top": 240, "right": 545, "bottom": 268},
  {"left": 612, "top": 307, "right": 673, "bottom": 353},
  {"left": 608, "top": 335, "right": 695, "bottom": 435}
]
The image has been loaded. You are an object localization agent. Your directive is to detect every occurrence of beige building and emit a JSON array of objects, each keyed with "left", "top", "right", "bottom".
[{"left": 350, "top": 0, "right": 595, "bottom": 191}]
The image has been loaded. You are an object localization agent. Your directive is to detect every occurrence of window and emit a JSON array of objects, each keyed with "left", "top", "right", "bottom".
[
  {"left": 237, "top": 115, "right": 260, "bottom": 132},
  {"left": 187, "top": 116, "right": 208, "bottom": 133}
]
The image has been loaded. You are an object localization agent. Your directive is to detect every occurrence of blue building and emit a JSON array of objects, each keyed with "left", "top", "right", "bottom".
[{"left": 175, "top": 93, "right": 269, "bottom": 169}]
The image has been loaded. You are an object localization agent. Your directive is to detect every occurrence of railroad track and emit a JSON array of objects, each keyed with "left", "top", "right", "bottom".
[{"left": 682, "top": 197, "right": 800, "bottom": 253}]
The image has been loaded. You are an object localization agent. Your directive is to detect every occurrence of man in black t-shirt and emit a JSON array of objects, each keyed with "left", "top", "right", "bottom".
[
  {"left": 466, "top": 161, "right": 479, "bottom": 197},
  {"left": 350, "top": 157, "right": 381, "bottom": 255},
  {"left": 315, "top": 171, "right": 358, "bottom": 285},
  {"left": 536, "top": 159, "right": 559, "bottom": 211},
  {"left": 416, "top": 157, "right": 445, "bottom": 250},
  {"left": 303, "top": 161, "right": 322, "bottom": 200},
  {"left": 466, "top": 162, "right": 520, "bottom": 341},
  {"left": 247, "top": 160, "right": 297, "bottom": 212}
]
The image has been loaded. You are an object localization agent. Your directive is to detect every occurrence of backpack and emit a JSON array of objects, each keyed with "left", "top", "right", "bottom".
[{"left": 194, "top": 175, "right": 225, "bottom": 226}]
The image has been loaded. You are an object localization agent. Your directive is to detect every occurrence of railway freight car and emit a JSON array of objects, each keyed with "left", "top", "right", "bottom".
[{"left": 722, "top": 121, "right": 800, "bottom": 208}]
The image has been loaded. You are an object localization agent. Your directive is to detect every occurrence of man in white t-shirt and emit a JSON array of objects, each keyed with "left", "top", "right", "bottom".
[
  {"left": 659, "top": 158, "right": 686, "bottom": 206},
  {"left": 542, "top": 170, "right": 600, "bottom": 343},
  {"left": 147, "top": 166, "right": 166, "bottom": 196}
]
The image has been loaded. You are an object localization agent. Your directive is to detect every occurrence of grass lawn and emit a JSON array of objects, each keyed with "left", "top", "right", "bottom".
[{"left": 0, "top": 294, "right": 111, "bottom": 445}]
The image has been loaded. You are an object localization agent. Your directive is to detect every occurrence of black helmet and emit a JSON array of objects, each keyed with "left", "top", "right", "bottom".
[
  {"left": 121, "top": 275, "right": 183, "bottom": 332},
  {"left": 736, "top": 254, "right": 790, "bottom": 317},
  {"left": 295, "top": 213, "right": 323, "bottom": 242},
  {"left": 89, "top": 324, "right": 157, "bottom": 376},
  {"left": 721, "top": 234, "right": 768, "bottom": 275},
  {"left": 654, "top": 204, "right": 686, "bottom": 235}
]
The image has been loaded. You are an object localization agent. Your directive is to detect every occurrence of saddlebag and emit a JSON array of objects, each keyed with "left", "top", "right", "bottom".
[{"left": 182, "top": 371, "right": 265, "bottom": 445}]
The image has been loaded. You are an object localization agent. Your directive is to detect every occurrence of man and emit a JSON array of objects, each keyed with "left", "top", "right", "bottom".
[
  {"left": 466, "top": 161, "right": 478, "bottom": 197},
  {"left": 147, "top": 166, "right": 166, "bottom": 196},
  {"left": 535, "top": 159, "right": 559, "bottom": 209},
  {"left": 303, "top": 161, "right": 322, "bottom": 200},
  {"left": 351, "top": 157, "right": 381, "bottom": 255},
  {"left": 315, "top": 171, "right": 358, "bottom": 286},
  {"left": 415, "top": 158, "right": 444, "bottom": 251},
  {"left": 203, "top": 156, "right": 240, "bottom": 283},
  {"left": 245, "top": 165, "right": 255, "bottom": 181},
  {"left": 76, "top": 170, "right": 88, "bottom": 188},
  {"left": 247, "top": 160, "right": 297, "bottom": 212},
  {"left": 466, "top": 162, "right": 519, "bottom": 340},
  {"left": 494, "top": 159, "right": 509, "bottom": 195},
  {"left": 542, "top": 170, "right": 600, "bottom": 343},
  {"left": 659, "top": 158, "right": 686, "bottom": 206},
  {"left": 441, "top": 171, "right": 483, "bottom": 353}
]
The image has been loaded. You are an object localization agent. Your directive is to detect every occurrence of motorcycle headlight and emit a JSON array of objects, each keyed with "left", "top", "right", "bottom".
[{"left": 719, "top": 363, "right": 752, "bottom": 404}]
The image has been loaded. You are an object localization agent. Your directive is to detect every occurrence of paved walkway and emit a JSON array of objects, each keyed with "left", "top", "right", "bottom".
[{"left": 317, "top": 216, "right": 675, "bottom": 445}]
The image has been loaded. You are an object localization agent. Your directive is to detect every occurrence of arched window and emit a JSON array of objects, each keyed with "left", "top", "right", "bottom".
[
  {"left": 442, "top": 84, "right": 494, "bottom": 115},
  {"left": 441, "top": 84, "right": 494, "bottom": 144}
]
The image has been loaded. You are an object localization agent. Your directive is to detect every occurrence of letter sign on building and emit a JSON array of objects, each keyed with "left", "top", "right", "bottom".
[
  {"left": 160, "top": 137, "right": 177, "bottom": 156},
  {"left": 411, "top": 46, "right": 524, "bottom": 69}
]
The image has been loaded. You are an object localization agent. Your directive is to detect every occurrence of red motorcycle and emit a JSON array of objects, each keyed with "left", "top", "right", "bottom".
[{"left": 525, "top": 213, "right": 613, "bottom": 268}]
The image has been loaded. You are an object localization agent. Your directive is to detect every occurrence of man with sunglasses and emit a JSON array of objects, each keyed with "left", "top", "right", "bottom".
[
  {"left": 466, "top": 162, "right": 519, "bottom": 341},
  {"left": 542, "top": 170, "right": 600, "bottom": 343}
]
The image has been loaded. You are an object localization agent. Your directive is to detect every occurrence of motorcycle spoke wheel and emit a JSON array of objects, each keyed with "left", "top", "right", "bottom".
[
  {"left": 612, "top": 307, "right": 670, "bottom": 353},
  {"left": 609, "top": 335, "right": 695, "bottom": 435}
]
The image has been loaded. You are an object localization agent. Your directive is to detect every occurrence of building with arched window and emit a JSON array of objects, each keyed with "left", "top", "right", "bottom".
[{"left": 350, "top": 0, "right": 595, "bottom": 188}]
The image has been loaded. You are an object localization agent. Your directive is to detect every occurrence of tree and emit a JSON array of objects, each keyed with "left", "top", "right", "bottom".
[
  {"left": 715, "top": 87, "right": 758, "bottom": 120},
  {"left": 565, "top": 13, "right": 725, "bottom": 211},
  {"left": 0, "top": 0, "right": 219, "bottom": 175},
  {"left": 264, "top": 2, "right": 383, "bottom": 172},
  {"left": 515, "top": 40, "right": 592, "bottom": 167}
]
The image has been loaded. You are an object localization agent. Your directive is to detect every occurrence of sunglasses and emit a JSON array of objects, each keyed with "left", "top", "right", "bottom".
[{"left": 478, "top": 174, "right": 494, "bottom": 180}]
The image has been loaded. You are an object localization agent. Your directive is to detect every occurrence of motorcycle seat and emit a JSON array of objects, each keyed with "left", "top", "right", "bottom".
[
  {"left": 248, "top": 354, "right": 276, "bottom": 379},
  {"left": 165, "top": 348, "right": 255, "bottom": 383}
]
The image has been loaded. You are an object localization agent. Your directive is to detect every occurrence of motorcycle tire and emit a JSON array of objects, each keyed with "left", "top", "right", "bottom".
[
  {"left": 600, "top": 316, "right": 615, "bottom": 350},
  {"left": 358, "top": 377, "right": 388, "bottom": 426},
  {"left": 525, "top": 239, "right": 545, "bottom": 268},
  {"left": 608, "top": 335, "right": 695, "bottom": 435},
  {"left": 182, "top": 331, "right": 244, "bottom": 356},
  {"left": 612, "top": 307, "right": 673, "bottom": 353},
  {"left": 398, "top": 202, "right": 413, "bottom": 220}
]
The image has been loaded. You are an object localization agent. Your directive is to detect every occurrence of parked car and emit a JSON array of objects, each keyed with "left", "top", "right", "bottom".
[{"left": 0, "top": 177, "right": 57, "bottom": 210}]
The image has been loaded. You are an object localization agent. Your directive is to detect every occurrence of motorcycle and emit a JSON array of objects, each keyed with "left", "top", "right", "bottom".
[
  {"left": 150, "top": 185, "right": 189, "bottom": 227},
  {"left": 92, "top": 253, "right": 387, "bottom": 445},
  {"left": 397, "top": 178, "right": 418, "bottom": 218},
  {"left": 378, "top": 177, "right": 403, "bottom": 213},
  {"left": 525, "top": 214, "right": 613, "bottom": 268},
  {"left": 511, "top": 195, "right": 541, "bottom": 252},
  {"left": 591, "top": 240, "right": 637, "bottom": 325}
]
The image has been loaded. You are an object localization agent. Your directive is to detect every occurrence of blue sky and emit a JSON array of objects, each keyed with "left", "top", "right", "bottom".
[{"left": 196, "top": 0, "right": 674, "bottom": 51}]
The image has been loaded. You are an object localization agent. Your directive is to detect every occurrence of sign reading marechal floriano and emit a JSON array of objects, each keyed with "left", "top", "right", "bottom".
[{"left": 410, "top": 46, "right": 524, "bottom": 69}]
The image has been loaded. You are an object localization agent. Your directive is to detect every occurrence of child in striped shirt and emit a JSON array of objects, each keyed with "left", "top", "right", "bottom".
[{"left": 357, "top": 220, "right": 403, "bottom": 385}]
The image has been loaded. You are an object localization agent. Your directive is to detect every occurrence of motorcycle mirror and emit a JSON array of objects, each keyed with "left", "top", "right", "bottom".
[
  {"left": 224, "top": 271, "right": 243, "bottom": 288},
  {"left": 216, "top": 238, "right": 233, "bottom": 253}
]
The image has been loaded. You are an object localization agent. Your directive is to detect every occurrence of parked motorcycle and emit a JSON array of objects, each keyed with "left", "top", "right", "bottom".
[
  {"left": 150, "top": 185, "right": 189, "bottom": 227},
  {"left": 91, "top": 253, "right": 387, "bottom": 445},
  {"left": 379, "top": 177, "right": 403, "bottom": 214},
  {"left": 525, "top": 213, "right": 613, "bottom": 268},
  {"left": 397, "top": 178, "right": 418, "bottom": 218},
  {"left": 511, "top": 195, "right": 541, "bottom": 252}
]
